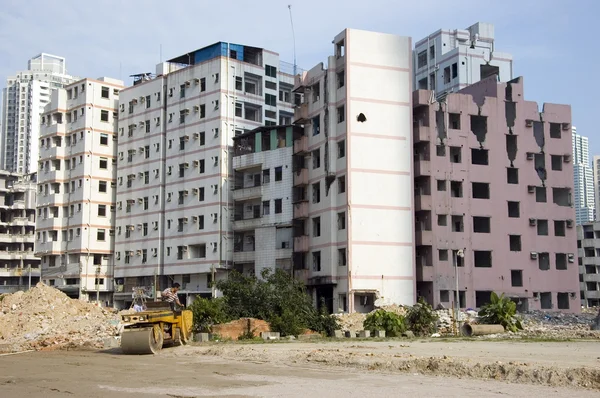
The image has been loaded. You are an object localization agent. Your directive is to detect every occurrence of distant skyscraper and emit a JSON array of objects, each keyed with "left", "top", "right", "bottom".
[
  {"left": 1, "top": 54, "right": 77, "bottom": 173},
  {"left": 572, "top": 128, "right": 595, "bottom": 224},
  {"left": 592, "top": 155, "right": 600, "bottom": 221}
]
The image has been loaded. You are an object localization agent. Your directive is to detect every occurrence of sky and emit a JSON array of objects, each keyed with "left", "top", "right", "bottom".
[{"left": 0, "top": 0, "right": 595, "bottom": 154}]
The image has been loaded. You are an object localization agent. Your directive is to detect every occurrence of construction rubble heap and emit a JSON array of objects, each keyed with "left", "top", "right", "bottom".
[{"left": 0, "top": 283, "right": 120, "bottom": 353}]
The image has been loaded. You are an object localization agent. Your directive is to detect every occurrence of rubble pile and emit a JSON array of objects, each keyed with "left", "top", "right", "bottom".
[
  {"left": 0, "top": 283, "right": 120, "bottom": 353},
  {"left": 334, "top": 305, "right": 408, "bottom": 334}
]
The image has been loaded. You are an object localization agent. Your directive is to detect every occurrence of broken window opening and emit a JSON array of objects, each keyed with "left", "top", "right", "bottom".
[
  {"left": 534, "top": 153, "right": 546, "bottom": 182},
  {"left": 436, "top": 145, "right": 446, "bottom": 157},
  {"left": 437, "top": 214, "right": 447, "bottom": 226},
  {"left": 552, "top": 187, "right": 571, "bottom": 207},
  {"left": 436, "top": 109, "right": 446, "bottom": 142},
  {"left": 436, "top": 180, "right": 446, "bottom": 192},
  {"left": 557, "top": 293, "right": 569, "bottom": 310},
  {"left": 443, "top": 66, "right": 451, "bottom": 84},
  {"left": 532, "top": 121, "right": 545, "bottom": 149},
  {"left": 506, "top": 134, "right": 517, "bottom": 165},
  {"left": 540, "top": 292, "right": 552, "bottom": 309},
  {"left": 554, "top": 220, "right": 566, "bottom": 237},
  {"left": 480, "top": 64, "right": 500, "bottom": 80},
  {"left": 505, "top": 101, "right": 516, "bottom": 133},
  {"left": 470, "top": 115, "right": 487, "bottom": 146}
]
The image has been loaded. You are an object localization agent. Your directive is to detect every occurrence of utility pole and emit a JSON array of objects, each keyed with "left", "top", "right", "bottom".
[
  {"left": 287, "top": 5, "right": 297, "bottom": 76},
  {"left": 28, "top": 264, "right": 31, "bottom": 290},
  {"left": 454, "top": 249, "right": 465, "bottom": 335}
]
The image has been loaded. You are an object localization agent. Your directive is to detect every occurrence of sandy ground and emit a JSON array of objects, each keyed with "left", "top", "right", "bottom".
[{"left": 0, "top": 340, "right": 599, "bottom": 397}]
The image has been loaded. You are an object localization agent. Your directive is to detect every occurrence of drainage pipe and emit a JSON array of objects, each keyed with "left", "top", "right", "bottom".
[{"left": 461, "top": 324, "right": 505, "bottom": 337}]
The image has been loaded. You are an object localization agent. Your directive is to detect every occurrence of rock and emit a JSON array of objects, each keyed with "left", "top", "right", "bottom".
[
  {"left": 194, "top": 333, "right": 210, "bottom": 342},
  {"left": 261, "top": 331, "right": 280, "bottom": 340}
]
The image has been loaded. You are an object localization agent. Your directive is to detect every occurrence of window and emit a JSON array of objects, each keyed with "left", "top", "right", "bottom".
[
  {"left": 554, "top": 220, "right": 566, "bottom": 236},
  {"left": 101, "top": 86, "right": 109, "bottom": 98},
  {"left": 509, "top": 235, "right": 521, "bottom": 251},
  {"left": 265, "top": 93, "right": 277, "bottom": 106},
  {"left": 179, "top": 163, "right": 186, "bottom": 178},
  {"left": 274, "top": 199, "right": 282, "bottom": 214},
  {"left": 262, "top": 169, "right": 270, "bottom": 184},
  {"left": 436, "top": 145, "right": 446, "bottom": 157},
  {"left": 313, "top": 217, "right": 321, "bottom": 237},
  {"left": 449, "top": 146, "right": 461, "bottom": 163},
  {"left": 417, "top": 51, "right": 427, "bottom": 68},
  {"left": 536, "top": 187, "right": 547, "bottom": 203},
  {"left": 550, "top": 123, "right": 561, "bottom": 139},
  {"left": 263, "top": 200, "right": 270, "bottom": 215},
  {"left": 338, "top": 176, "right": 346, "bottom": 193},
  {"left": 178, "top": 190, "right": 185, "bottom": 205},
  {"left": 471, "top": 148, "right": 489, "bottom": 165},
  {"left": 312, "top": 251, "right": 321, "bottom": 271},
  {"left": 508, "top": 201, "right": 520, "bottom": 218},
  {"left": 98, "top": 181, "right": 107, "bottom": 193},
  {"left": 235, "top": 76, "right": 242, "bottom": 90},
  {"left": 143, "top": 197, "right": 149, "bottom": 210},
  {"left": 452, "top": 63, "right": 458, "bottom": 79},
  {"left": 145, "top": 95, "right": 151, "bottom": 108},
  {"left": 312, "top": 148, "right": 321, "bottom": 169},
  {"left": 312, "top": 182, "right": 321, "bottom": 204},
  {"left": 275, "top": 166, "right": 283, "bottom": 181},
  {"left": 200, "top": 78, "right": 206, "bottom": 92},
  {"left": 437, "top": 180, "right": 446, "bottom": 191},
  {"left": 474, "top": 251, "right": 492, "bottom": 268},
  {"left": 450, "top": 181, "right": 463, "bottom": 197},
  {"left": 265, "top": 64, "right": 277, "bottom": 78},
  {"left": 199, "top": 105, "right": 206, "bottom": 119},
  {"left": 100, "top": 110, "right": 109, "bottom": 122},
  {"left": 337, "top": 212, "right": 346, "bottom": 230},
  {"left": 337, "top": 105, "right": 345, "bottom": 123},
  {"left": 180, "top": 84, "right": 186, "bottom": 98},
  {"left": 443, "top": 66, "right": 451, "bottom": 84},
  {"left": 511, "top": 270, "right": 523, "bottom": 287},
  {"left": 179, "top": 136, "right": 186, "bottom": 151},
  {"left": 537, "top": 219, "right": 549, "bottom": 236},
  {"left": 451, "top": 215, "right": 463, "bottom": 232},
  {"left": 145, "top": 120, "right": 150, "bottom": 133},
  {"left": 439, "top": 250, "right": 448, "bottom": 261},
  {"left": 97, "top": 229, "right": 106, "bottom": 241},
  {"left": 555, "top": 253, "right": 567, "bottom": 270},
  {"left": 98, "top": 205, "right": 106, "bottom": 217},
  {"left": 337, "top": 140, "right": 346, "bottom": 158},
  {"left": 337, "top": 70, "right": 345, "bottom": 88},
  {"left": 507, "top": 167, "right": 518, "bottom": 184},
  {"left": 472, "top": 182, "right": 490, "bottom": 199},
  {"left": 99, "top": 157, "right": 108, "bottom": 169},
  {"left": 473, "top": 216, "right": 490, "bottom": 233},
  {"left": 199, "top": 159, "right": 205, "bottom": 174},
  {"left": 437, "top": 215, "right": 447, "bottom": 226},
  {"left": 198, "top": 215, "right": 204, "bottom": 230},
  {"left": 551, "top": 155, "right": 563, "bottom": 171},
  {"left": 538, "top": 253, "right": 550, "bottom": 271},
  {"left": 198, "top": 187, "right": 205, "bottom": 201},
  {"left": 199, "top": 132, "right": 205, "bottom": 145},
  {"left": 338, "top": 248, "right": 347, "bottom": 266},
  {"left": 100, "top": 134, "right": 108, "bottom": 145}
]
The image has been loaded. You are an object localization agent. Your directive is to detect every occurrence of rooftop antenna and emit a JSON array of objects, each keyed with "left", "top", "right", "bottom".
[
  {"left": 288, "top": 4, "right": 297, "bottom": 76},
  {"left": 160, "top": 44, "right": 162, "bottom": 63}
]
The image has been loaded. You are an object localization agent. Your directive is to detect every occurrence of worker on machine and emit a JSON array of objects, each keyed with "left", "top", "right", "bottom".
[{"left": 161, "top": 283, "right": 184, "bottom": 311}]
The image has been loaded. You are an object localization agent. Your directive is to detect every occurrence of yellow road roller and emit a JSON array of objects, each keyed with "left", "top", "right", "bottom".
[{"left": 120, "top": 302, "right": 193, "bottom": 355}]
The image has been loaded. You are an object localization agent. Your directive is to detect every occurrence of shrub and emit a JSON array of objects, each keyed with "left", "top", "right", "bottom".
[
  {"left": 406, "top": 298, "right": 438, "bottom": 336},
  {"left": 363, "top": 309, "right": 407, "bottom": 337},
  {"left": 478, "top": 292, "right": 523, "bottom": 332},
  {"left": 189, "top": 296, "right": 231, "bottom": 333}
]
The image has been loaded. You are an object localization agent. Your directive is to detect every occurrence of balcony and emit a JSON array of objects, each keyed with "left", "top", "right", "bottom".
[
  {"left": 584, "top": 273, "right": 600, "bottom": 283},
  {"left": 414, "top": 195, "right": 431, "bottom": 211},
  {"left": 415, "top": 230, "right": 433, "bottom": 246},
  {"left": 0, "top": 267, "right": 40, "bottom": 277},
  {"left": 232, "top": 185, "right": 262, "bottom": 202},
  {"left": 294, "top": 103, "right": 309, "bottom": 124},
  {"left": 293, "top": 169, "right": 308, "bottom": 186},
  {"left": 414, "top": 160, "right": 431, "bottom": 176},
  {"left": 294, "top": 236, "right": 309, "bottom": 252},
  {"left": 233, "top": 251, "right": 256, "bottom": 263},
  {"left": 232, "top": 216, "right": 263, "bottom": 231},
  {"left": 0, "top": 250, "right": 37, "bottom": 260},
  {"left": 416, "top": 264, "right": 434, "bottom": 282},
  {"left": 294, "top": 136, "right": 308, "bottom": 154},
  {"left": 413, "top": 124, "right": 431, "bottom": 142},
  {"left": 43, "top": 123, "right": 66, "bottom": 137},
  {"left": 293, "top": 202, "right": 308, "bottom": 219}
]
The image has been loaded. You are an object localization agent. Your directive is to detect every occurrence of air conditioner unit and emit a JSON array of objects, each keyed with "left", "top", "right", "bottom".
[
  {"left": 192, "top": 188, "right": 199, "bottom": 195},
  {"left": 183, "top": 218, "right": 188, "bottom": 224},
  {"left": 211, "top": 242, "right": 218, "bottom": 252},
  {"left": 138, "top": 121, "right": 145, "bottom": 128},
  {"left": 525, "top": 119, "right": 533, "bottom": 127},
  {"left": 153, "top": 223, "right": 158, "bottom": 230},
  {"left": 183, "top": 190, "right": 189, "bottom": 196},
  {"left": 193, "top": 105, "right": 200, "bottom": 113},
  {"left": 193, "top": 132, "right": 199, "bottom": 139},
  {"left": 192, "top": 160, "right": 199, "bottom": 167},
  {"left": 568, "top": 253, "right": 575, "bottom": 263},
  {"left": 183, "top": 135, "right": 189, "bottom": 142},
  {"left": 530, "top": 252, "right": 538, "bottom": 260},
  {"left": 154, "top": 169, "right": 159, "bottom": 177},
  {"left": 527, "top": 185, "right": 535, "bottom": 193},
  {"left": 137, "top": 198, "right": 144, "bottom": 204},
  {"left": 212, "top": 157, "right": 218, "bottom": 166},
  {"left": 193, "top": 78, "right": 200, "bottom": 85},
  {"left": 138, "top": 172, "right": 144, "bottom": 178},
  {"left": 562, "top": 122, "right": 571, "bottom": 131},
  {"left": 155, "top": 118, "right": 160, "bottom": 126},
  {"left": 529, "top": 218, "right": 537, "bottom": 226},
  {"left": 212, "top": 185, "right": 218, "bottom": 194},
  {"left": 137, "top": 223, "right": 143, "bottom": 229},
  {"left": 566, "top": 219, "right": 574, "bottom": 228},
  {"left": 211, "top": 213, "right": 218, "bottom": 223},
  {"left": 184, "top": 162, "right": 190, "bottom": 169},
  {"left": 526, "top": 152, "right": 534, "bottom": 160},
  {"left": 112, "top": 136, "right": 118, "bottom": 142},
  {"left": 563, "top": 154, "right": 571, "bottom": 163},
  {"left": 185, "top": 81, "right": 191, "bottom": 87},
  {"left": 213, "top": 129, "right": 219, "bottom": 138},
  {"left": 140, "top": 96, "right": 145, "bottom": 102},
  {"left": 183, "top": 109, "right": 190, "bottom": 115},
  {"left": 136, "top": 250, "right": 142, "bottom": 256},
  {"left": 128, "top": 225, "right": 135, "bottom": 231},
  {"left": 192, "top": 216, "right": 198, "bottom": 223},
  {"left": 132, "top": 98, "right": 138, "bottom": 104}
]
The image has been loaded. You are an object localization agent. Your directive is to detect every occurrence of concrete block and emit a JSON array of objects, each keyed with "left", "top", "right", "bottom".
[
  {"left": 194, "top": 333, "right": 210, "bottom": 342},
  {"left": 103, "top": 337, "right": 120, "bottom": 349},
  {"left": 261, "top": 331, "right": 280, "bottom": 340},
  {"left": 344, "top": 331, "right": 355, "bottom": 338},
  {"left": 373, "top": 330, "right": 386, "bottom": 338},
  {"left": 298, "top": 333, "right": 321, "bottom": 340},
  {"left": 333, "top": 330, "right": 344, "bottom": 338},
  {"left": 402, "top": 331, "right": 415, "bottom": 338},
  {"left": 357, "top": 330, "right": 370, "bottom": 338}
]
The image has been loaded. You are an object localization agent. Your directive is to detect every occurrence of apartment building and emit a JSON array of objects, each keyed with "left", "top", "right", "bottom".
[
  {"left": 0, "top": 171, "right": 39, "bottom": 293},
  {"left": 571, "top": 129, "right": 595, "bottom": 224},
  {"left": 291, "top": 29, "right": 415, "bottom": 313},
  {"left": 413, "top": 75, "right": 579, "bottom": 312},
  {"left": 1, "top": 54, "right": 78, "bottom": 173},
  {"left": 113, "top": 42, "right": 296, "bottom": 308},
  {"left": 231, "top": 125, "right": 296, "bottom": 277},
  {"left": 576, "top": 222, "right": 600, "bottom": 307},
  {"left": 36, "top": 77, "right": 124, "bottom": 304},
  {"left": 414, "top": 22, "right": 513, "bottom": 99}
]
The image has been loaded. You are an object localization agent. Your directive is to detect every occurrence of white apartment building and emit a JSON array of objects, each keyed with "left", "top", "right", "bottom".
[
  {"left": 592, "top": 154, "right": 600, "bottom": 221},
  {"left": 0, "top": 171, "right": 39, "bottom": 293},
  {"left": 231, "top": 125, "right": 296, "bottom": 278},
  {"left": 36, "top": 77, "right": 124, "bottom": 304},
  {"left": 413, "top": 22, "right": 513, "bottom": 99},
  {"left": 572, "top": 128, "right": 595, "bottom": 224},
  {"left": 113, "top": 42, "right": 296, "bottom": 308},
  {"left": 292, "top": 29, "right": 415, "bottom": 313},
  {"left": 1, "top": 54, "right": 78, "bottom": 173},
  {"left": 576, "top": 222, "right": 600, "bottom": 307}
]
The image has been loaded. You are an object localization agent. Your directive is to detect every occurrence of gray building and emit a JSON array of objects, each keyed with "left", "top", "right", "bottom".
[{"left": 577, "top": 222, "right": 600, "bottom": 307}]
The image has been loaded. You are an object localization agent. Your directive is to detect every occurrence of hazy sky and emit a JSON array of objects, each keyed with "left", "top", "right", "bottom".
[{"left": 0, "top": 0, "right": 594, "bottom": 154}]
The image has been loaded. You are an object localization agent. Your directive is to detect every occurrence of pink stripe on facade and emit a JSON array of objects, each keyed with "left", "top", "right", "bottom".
[
  {"left": 350, "top": 168, "right": 411, "bottom": 176},
  {"left": 350, "top": 133, "right": 407, "bottom": 141},
  {"left": 352, "top": 241, "right": 413, "bottom": 247},
  {"left": 348, "top": 62, "right": 410, "bottom": 73},
  {"left": 349, "top": 97, "right": 410, "bottom": 107}
]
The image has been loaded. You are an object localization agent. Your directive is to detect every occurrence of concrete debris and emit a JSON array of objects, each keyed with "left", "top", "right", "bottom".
[{"left": 0, "top": 283, "right": 120, "bottom": 353}]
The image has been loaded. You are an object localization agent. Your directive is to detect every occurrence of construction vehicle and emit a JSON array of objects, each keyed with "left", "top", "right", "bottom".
[{"left": 120, "top": 301, "right": 193, "bottom": 355}]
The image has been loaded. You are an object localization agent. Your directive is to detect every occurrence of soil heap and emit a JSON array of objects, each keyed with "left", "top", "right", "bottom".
[{"left": 0, "top": 283, "right": 120, "bottom": 353}]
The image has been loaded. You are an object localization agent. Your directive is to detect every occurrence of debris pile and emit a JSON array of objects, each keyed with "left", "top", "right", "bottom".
[{"left": 0, "top": 283, "right": 120, "bottom": 353}]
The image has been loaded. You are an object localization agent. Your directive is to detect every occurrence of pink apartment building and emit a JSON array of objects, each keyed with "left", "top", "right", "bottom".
[{"left": 413, "top": 75, "right": 580, "bottom": 312}]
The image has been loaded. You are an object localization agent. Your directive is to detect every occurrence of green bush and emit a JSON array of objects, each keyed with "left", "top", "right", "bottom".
[
  {"left": 363, "top": 309, "right": 407, "bottom": 337},
  {"left": 406, "top": 298, "right": 438, "bottom": 336},
  {"left": 478, "top": 292, "right": 523, "bottom": 332},
  {"left": 189, "top": 296, "right": 231, "bottom": 333}
]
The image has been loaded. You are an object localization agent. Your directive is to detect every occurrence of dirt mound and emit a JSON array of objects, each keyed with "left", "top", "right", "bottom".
[
  {"left": 0, "top": 283, "right": 120, "bottom": 353},
  {"left": 211, "top": 318, "right": 270, "bottom": 340}
]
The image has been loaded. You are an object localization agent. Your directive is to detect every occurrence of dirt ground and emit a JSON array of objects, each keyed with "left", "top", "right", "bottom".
[{"left": 1, "top": 340, "right": 599, "bottom": 397}]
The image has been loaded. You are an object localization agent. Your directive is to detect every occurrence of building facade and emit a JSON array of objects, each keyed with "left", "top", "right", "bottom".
[
  {"left": 571, "top": 129, "right": 595, "bottom": 224},
  {"left": 0, "top": 171, "right": 39, "bottom": 293},
  {"left": 292, "top": 29, "right": 415, "bottom": 313},
  {"left": 232, "top": 125, "right": 295, "bottom": 277},
  {"left": 113, "top": 42, "right": 296, "bottom": 309},
  {"left": 576, "top": 222, "right": 600, "bottom": 307},
  {"left": 413, "top": 22, "right": 513, "bottom": 99},
  {"left": 413, "top": 75, "right": 579, "bottom": 312},
  {"left": 36, "top": 77, "right": 124, "bottom": 304},
  {"left": 1, "top": 54, "right": 78, "bottom": 173},
  {"left": 593, "top": 155, "right": 600, "bottom": 221}
]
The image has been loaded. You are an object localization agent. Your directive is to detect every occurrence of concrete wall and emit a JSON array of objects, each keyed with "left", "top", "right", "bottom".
[{"left": 577, "top": 222, "right": 600, "bottom": 307}]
